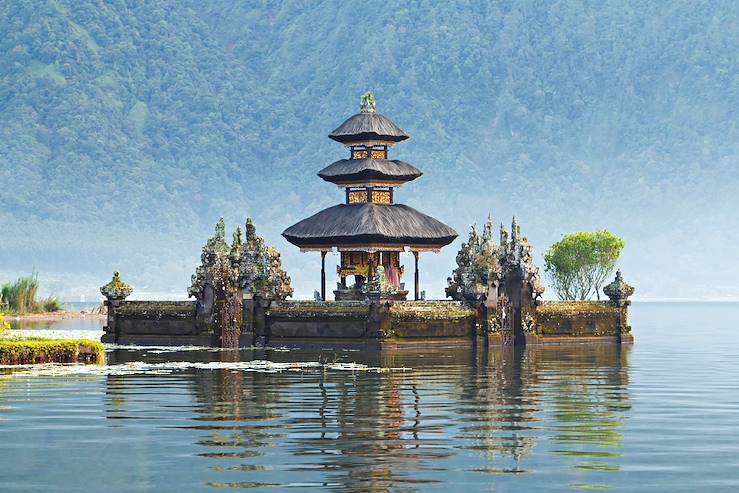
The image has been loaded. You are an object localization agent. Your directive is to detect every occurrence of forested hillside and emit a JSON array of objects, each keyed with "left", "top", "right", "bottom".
[{"left": 1, "top": 0, "right": 737, "bottom": 299}]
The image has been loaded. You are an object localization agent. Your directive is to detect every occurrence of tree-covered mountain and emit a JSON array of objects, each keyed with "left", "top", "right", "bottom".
[{"left": 1, "top": 0, "right": 737, "bottom": 300}]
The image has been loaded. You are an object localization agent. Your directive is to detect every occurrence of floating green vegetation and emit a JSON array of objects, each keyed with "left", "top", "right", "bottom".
[
  {"left": 0, "top": 339, "right": 104, "bottom": 365},
  {"left": 0, "top": 274, "right": 62, "bottom": 315}
]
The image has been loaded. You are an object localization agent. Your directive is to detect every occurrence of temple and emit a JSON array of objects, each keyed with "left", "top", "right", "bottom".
[
  {"left": 282, "top": 92, "right": 457, "bottom": 301},
  {"left": 100, "top": 92, "right": 635, "bottom": 348}
]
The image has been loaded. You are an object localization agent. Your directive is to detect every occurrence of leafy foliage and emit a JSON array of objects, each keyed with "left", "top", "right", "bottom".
[{"left": 544, "top": 231, "right": 625, "bottom": 300}]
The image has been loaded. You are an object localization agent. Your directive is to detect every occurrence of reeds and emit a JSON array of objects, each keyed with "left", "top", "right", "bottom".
[{"left": 0, "top": 274, "right": 62, "bottom": 314}]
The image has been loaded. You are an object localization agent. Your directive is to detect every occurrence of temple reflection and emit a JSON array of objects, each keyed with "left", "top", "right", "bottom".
[{"left": 103, "top": 343, "right": 630, "bottom": 491}]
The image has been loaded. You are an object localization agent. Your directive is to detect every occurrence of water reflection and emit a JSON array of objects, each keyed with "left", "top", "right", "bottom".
[{"left": 99, "top": 344, "right": 632, "bottom": 491}]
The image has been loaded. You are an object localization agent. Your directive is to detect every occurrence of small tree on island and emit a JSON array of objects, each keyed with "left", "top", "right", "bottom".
[{"left": 544, "top": 230, "right": 625, "bottom": 300}]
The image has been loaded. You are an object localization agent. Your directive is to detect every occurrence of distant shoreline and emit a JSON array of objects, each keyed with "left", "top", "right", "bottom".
[{"left": 5, "top": 311, "right": 105, "bottom": 322}]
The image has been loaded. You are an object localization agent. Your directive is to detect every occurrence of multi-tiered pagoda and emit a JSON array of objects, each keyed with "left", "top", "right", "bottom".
[{"left": 282, "top": 93, "right": 458, "bottom": 300}]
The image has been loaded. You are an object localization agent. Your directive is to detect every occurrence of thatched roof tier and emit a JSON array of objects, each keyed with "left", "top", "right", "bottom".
[
  {"left": 329, "top": 112, "right": 410, "bottom": 145},
  {"left": 282, "top": 204, "right": 457, "bottom": 249},
  {"left": 318, "top": 158, "right": 422, "bottom": 185}
]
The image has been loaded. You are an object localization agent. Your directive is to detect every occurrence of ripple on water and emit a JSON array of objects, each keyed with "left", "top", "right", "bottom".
[{"left": 1, "top": 303, "right": 739, "bottom": 491}]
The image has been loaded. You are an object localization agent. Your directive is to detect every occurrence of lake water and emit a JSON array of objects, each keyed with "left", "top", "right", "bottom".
[{"left": 1, "top": 302, "right": 738, "bottom": 492}]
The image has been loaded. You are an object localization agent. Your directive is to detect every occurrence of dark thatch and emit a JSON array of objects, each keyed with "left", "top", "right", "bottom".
[
  {"left": 282, "top": 203, "right": 458, "bottom": 248},
  {"left": 318, "top": 158, "right": 422, "bottom": 184},
  {"left": 329, "top": 113, "right": 410, "bottom": 144}
]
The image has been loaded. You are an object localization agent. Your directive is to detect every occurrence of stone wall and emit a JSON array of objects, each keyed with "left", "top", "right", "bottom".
[
  {"left": 101, "top": 298, "right": 631, "bottom": 347},
  {"left": 266, "top": 301, "right": 370, "bottom": 339},
  {"left": 101, "top": 300, "right": 209, "bottom": 345},
  {"left": 527, "top": 301, "right": 632, "bottom": 345},
  {"left": 388, "top": 301, "right": 476, "bottom": 338}
]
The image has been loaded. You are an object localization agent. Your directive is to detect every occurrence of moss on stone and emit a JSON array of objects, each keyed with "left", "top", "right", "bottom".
[
  {"left": 389, "top": 301, "right": 476, "bottom": 320},
  {"left": 268, "top": 301, "right": 368, "bottom": 318},
  {"left": 537, "top": 301, "right": 618, "bottom": 318},
  {"left": 116, "top": 301, "right": 196, "bottom": 319},
  {"left": 0, "top": 339, "right": 105, "bottom": 365}
]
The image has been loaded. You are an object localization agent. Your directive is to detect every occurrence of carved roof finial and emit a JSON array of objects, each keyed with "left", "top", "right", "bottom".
[
  {"left": 511, "top": 216, "right": 518, "bottom": 242},
  {"left": 100, "top": 271, "right": 133, "bottom": 300},
  {"left": 360, "top": 91, "right": 376, "bottom": 113}
]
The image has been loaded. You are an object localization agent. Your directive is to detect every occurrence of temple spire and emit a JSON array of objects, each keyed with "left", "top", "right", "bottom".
[{"left": 360, "top": 91, "right": 376, "bottom": 113}]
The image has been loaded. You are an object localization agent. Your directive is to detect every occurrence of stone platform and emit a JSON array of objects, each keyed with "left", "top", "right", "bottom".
[{"left": 101, "top": 298, "right": 632, "bottom": 348}]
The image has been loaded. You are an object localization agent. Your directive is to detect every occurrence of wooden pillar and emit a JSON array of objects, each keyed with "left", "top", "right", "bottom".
[
  {"left": 413, "top": 251, "right": 420, "bottom": 301},
  {"left": 320, "top": 251, "right": 327, "bottom": 301}
]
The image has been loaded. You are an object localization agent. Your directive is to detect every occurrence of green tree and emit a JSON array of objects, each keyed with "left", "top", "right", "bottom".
[{"left": 544, "top": 230, "right": 625, "bottom": 300}]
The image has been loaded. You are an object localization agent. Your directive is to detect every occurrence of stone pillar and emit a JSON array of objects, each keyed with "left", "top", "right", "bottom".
[
  {"left": 100, "top": 272, "right": 133, "bottom": 344},
  {"left": 603, "top": 270, "right": 635, "bottom": 343},
  {"left": 321, "top": 251, "right": 327, "bottom": 301},
  {"left": 413, "top": 251, "right": 420, "bottom": 301}
]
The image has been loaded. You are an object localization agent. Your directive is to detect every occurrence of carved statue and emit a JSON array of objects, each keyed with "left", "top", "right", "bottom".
[{"left": 360, "top": 91, "right": 376, "bottom": 113}]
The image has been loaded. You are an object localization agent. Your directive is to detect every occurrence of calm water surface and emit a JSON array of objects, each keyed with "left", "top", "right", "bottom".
[{"left": 2, "top": 303, "right": 738, "bottom": 492}]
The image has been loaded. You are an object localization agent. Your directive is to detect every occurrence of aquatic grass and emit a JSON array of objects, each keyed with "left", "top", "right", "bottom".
[
  {"left": 0, "top": 339, "right": 105, "bottom": 365},
  {"left": 40, "top": 296, "right": 63, "bottom": 313},
  {"left": 0, "top": 274, "right": 62, "bottom": 314},
  {"left": 1, "top": 274, "right": 39, "bottom": 314}
]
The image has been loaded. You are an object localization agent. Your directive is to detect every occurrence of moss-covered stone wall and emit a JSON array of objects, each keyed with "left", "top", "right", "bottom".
[
  {"left": 388, "top": 301, "right": 476, "bottom": 338},
  {"left": 533, "top": 301, "right": 629, "bottom": 342}
]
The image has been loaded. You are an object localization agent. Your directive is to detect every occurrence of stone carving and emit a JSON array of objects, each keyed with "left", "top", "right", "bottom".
[
  {"left": 100, "top": 271, "right": 133, "bottom": 300},
  {"left": 239, "top": 218, "right": 293, "bottom": 300},
  {"left": 447, "top": 215, "right": 544, "bottom": 339},
  {"left": 445, "top": 216, "right": 500, "bottom": 302},
  {"left": 494, "top": 217, "right": 545, "bottom": 303},
  {"left": 189, "top": 217, "right": 293, "bottom": 312},
  {"left": 603, "top": 270, "right": 634, "bottom": 307},
  {"left": 360, "top": 91, "right": 376, "bottom": 113},
  {"left": 188, "top": 218, "right": 240, "bottom": 335}
]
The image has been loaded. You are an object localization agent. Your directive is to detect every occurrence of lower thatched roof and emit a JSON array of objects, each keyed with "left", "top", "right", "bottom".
[
  {"left": 318, "top": 158, "right": 422, "bottom": 185},
  {"left": 282, "top": 203, "right": 458, "bottom": 249}
]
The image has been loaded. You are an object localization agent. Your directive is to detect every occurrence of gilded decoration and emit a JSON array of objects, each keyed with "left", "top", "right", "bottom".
[
  {"left": 371, "top": 149, "right": 387, "bottom": 159},
  {"left": 371, "top": 190, "right": 391, "bottom": 204},
  {"left": 348, "top": 191, "right": 368, "bottom": 203},
  {"left": 352, "top": 150, "right": 369, "bottom": 159}
]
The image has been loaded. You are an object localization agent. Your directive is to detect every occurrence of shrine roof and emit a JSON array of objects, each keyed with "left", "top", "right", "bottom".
[
  {"left": 282, "top": 203, "right": 457, "bottom": 249},
  {"left": 329, "top": 112, "right": 410, "bottom": 144},
  {"left": 318, "top": 158, "right": 422, "bottom": 185}
]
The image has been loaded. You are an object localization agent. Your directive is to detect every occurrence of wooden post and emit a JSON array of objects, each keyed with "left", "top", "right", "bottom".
[
  {"left": 321, "top": 251, "right": 327, "bottom": 301},
  {"left": 413, "top": 251, "right": 420, "bottom": 301}
]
